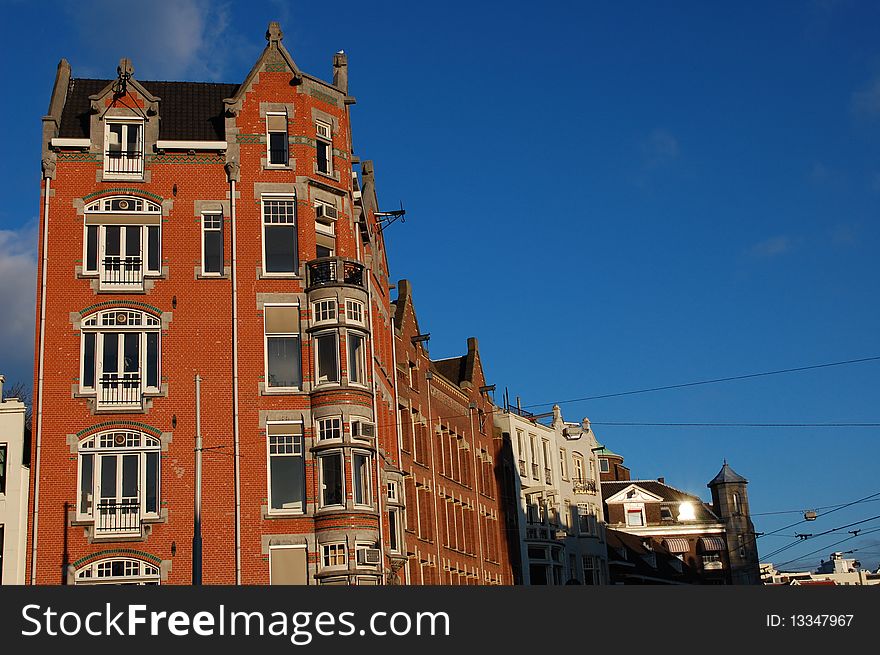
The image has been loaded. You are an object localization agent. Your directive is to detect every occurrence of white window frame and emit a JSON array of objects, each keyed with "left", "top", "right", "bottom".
[
  {"left": 352, "top": 450, "right": 373, "bottom": 508},
  {"left": 261, "top": 194, "right": 298, "bottom": 276},
  {"left": 312, "top": 298, "right": 337, "bottom": 325},
  {"left": 345, "top": 299, "right": 365, "bottom": 326},
  {"left": 75, "top": 557, "right": 160, "bottom": 585},
  {"left": 599, "top": 457, "right": 610, "bottom": 473},
  {"left": 80, "top": 309, "right": 161, "bottom": 409},
  {"left": 572, "top": 453, "right": 585, "bottom": 483},
  {"left": 314, "top": 330, "right": 340, "bottom": 385},
  {"left": 76, "top": 431, "right": 161, "bottom": 533},
  {"left": 103, "top": 119, "right": 144, "bottom": 179},
  {"left": 263, "top": 303, "right": 302, "bottom": 391},
  {"left": 321, "top": 542, "right": 347, "bottom": 570},
  {"left": 559, "top": 448, "right": 568, "bottom": 480},
  {"left": 387, "top": 481, "right": 399, "bottom": 503},
  {"left": 388, "top": 507, "right": 402, "bottom": 553},
  {"left": 266, "top": 426, "right": 305, "bottom": 514},
  {"left": 318, "top": 451, "right": 345, "bottom": 508},
  {"left": 201, "top": 212, "right": 224, "bottom": 276},
  {"left": 316, "top": 416, "right": 343, "bottom": 442},
  {"left": 265, "top": 111, "right": 289, "bottom": 167},
  {"left": 625, "top": 506, "right": 646, "bottom": 527},
  {"left": 315, "top": 120, "right": 333, "bottom": 175},
  {"left": 346, "top": 330, "right": 367, "bottom": 386}
]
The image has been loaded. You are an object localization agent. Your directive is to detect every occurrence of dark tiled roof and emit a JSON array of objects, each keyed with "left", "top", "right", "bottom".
[
  {"left": 602, "top": 479, "right": 720, "bottom": 522},
  {"left": 708, "top": 462, "right": 748, "bottom": 486},
  {"left": 58, "top": 78, "right": 240, "bottom": 141},
  {"left": 431, "top": 357, "right": 467, "bottom": 386},
  {"left": 605, "top": 529, "right": 700, "bottom": 584}
]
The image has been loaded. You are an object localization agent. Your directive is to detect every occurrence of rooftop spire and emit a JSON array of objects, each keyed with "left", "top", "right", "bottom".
[{"left": 266, "top": 21, "right": 283, "bottom": 43}]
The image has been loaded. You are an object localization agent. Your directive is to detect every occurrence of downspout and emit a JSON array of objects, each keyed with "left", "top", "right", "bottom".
[
  {"left": 389, "top": 318, "right": 409, "bottom": 584},
  {"left": 424, "top": 372, "right": 443, "bottom": 576},
  {"left": 30, "top": 172, "right": 50, "bottom": 584},
  {"left": 366, "top": 275, "right": 386, "bottom": 582},
  {"left": 469, "top": 406, "right": 486, "bottom": 583},
  {"left": 227, "top": 165, "right": 242, "bottom": 585}
]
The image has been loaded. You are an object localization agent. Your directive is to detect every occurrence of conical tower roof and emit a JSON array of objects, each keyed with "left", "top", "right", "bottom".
[{"left": 708, "top": 460, "right": 748, "bottom": 486}]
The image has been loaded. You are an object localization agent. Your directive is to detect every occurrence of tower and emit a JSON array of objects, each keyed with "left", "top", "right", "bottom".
[{"left": 708, "top": 461, "right": 760, "bottom": 585}]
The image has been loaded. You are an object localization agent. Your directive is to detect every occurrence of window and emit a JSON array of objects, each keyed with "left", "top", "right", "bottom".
[
  {"left": 599, "top": 457, "right": 610, "bottom": 473},
  {"left": 269, "top": 545, "right": 308, "bottom": 585},
  {"left": 352, "top": 451, "right": 372, "bottom": 507},
  {"left": 582, "top": 556, "right": 599, "bottom": 585},
  {"left": 559, "top": 448, "right": 568, "bottom": 480},
  {"left": 318, "top": 452, "right": 344, "bottom": 507},
  {"left": 267, "top": 424, "right": 304, "bottom": 513},
  {"left": 264, "top": 305, "right": 302, "bottom": 390},
  {"left": 345, "top": 300, "right": 364, "bottom": 325},
  {"left": 529, "top": 434, "right": 539, "bottom": 479},
  {"left": 732, "top": 492, "right": 740, "bottom": 515},
  {"left": 77, "top": 431, "right": 160, "bottom": 536},
  {"left": 201, "top": 213, "right": 224, "bottom": 275},
  {"left": 572, "top": 454, "right": 585, "bottom": 483},
  {"left": 104, "top": 120, "right": 144, "bottom": 178},
  {"left": 83, "top": 196, "right": 162, "bottom": 290},
  {"left": 262, "top": 195, "right": 298, "bottom": 274},
  {"left": 0, "top": 444, "right": 6, "bottom": 494},
  {"left": 75, "top": 558, "right": 160, "bottom": 585},
  {"left": 312, "top": 299, "right": 337, "bottom": 324},
  {"left": 314, "top": 331, "right": 339, "bottom": 384},
  {"left": 316, "top": 417, "right": 342, "bottom": 441},
  {"left": 314, "top": 200, "right": 338, "bottom": 257},
  {"left": 660, "top": 506, "right": 674, "bottom": 521},
  {"left": 80, "top": 309, "right": 161, "bottom": 410},
  {"left": 577, "top": 503, "right": 597, "bottom": 535},
  {"left": 625, "top": 507, "right": 645, "bottom": 527},
  {"left": 315, "top": 120, "right": 332, "bottom": 175},
  {"left": 542, "top": 439, "right": 552, "bottom": 484},
  {"left": 321, "top": 542, "right": 347, "bottom": 569},
  {"left": 347, "top": 331, "right": 367, "bottom": 385},
  {"left": 516, "top": 430, "right": 526, "bottom": 476},
  {"left": 387, "top": 481, "right": 399, "bottom": 503},
  {"left": 266, "top": 112, "right": 289, "bottom": 166},
  {"left": 388, "top": 507, "right": 402, "bottom": 553}
]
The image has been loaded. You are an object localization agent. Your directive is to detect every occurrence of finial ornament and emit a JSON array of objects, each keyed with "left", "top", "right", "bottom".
[{"left": 266, "top": 21, "right": 283, "bottom": 43}]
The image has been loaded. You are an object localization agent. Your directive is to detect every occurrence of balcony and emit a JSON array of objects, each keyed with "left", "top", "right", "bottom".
[
  {"left": 98, "top": 373, "right": 143, "bottom": 410},
  {"left": 572, "top": 477, "right": 597, "bottom": 494},
  {"left": 95, "top": 500, "right": 141, "bottom": 536},
  {"left": 306, "top": 257, "right": 366, "bottom": 291},
  {"left": 104, "top": 150, "right": 144, "bottom": 178},
  {"left": 531, "top": 462, "right": 539, "bottom": 479},
  {"left": 518, "top": 460, "right": 526, "bottom": 476},
  {"left": 100, "top": 256, "right": 144, "bottom": 290}
]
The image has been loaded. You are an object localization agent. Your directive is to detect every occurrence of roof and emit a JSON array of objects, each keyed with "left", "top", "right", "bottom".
[
  {"left": 605, "top": 529, "right": 700, "bottom": 584},
  {"left": 432, "top": 356, "right": 468, "bottom": 386},
  {"left": 58, "top": 78, "right": 240, "bottom": 141},
  {"left": 593, "top": 446, "right": 622, "bottom": 458},
  {"left": 708, "top": 462, "right": 748, "bottom": 486},
  {"left": 602, "top": 480, "right": 720, "bottom": 522}
]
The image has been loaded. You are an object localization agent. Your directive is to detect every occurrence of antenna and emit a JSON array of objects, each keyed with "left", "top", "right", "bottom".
[{"left": 376, "top": 201, "right": 407, "bottom": 232}]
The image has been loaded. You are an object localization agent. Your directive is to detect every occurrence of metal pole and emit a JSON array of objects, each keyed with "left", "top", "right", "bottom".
[{"left": 193, "top": 374, "right": 203, "bottom": 585}]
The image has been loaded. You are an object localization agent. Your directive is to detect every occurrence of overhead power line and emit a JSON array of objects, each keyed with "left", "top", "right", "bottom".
[{"left": 523, "top": 355, "right": 880, "bottom": 409}]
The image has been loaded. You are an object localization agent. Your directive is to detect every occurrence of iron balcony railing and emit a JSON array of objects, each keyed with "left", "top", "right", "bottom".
[
  {"left": 98, "top": 373, "right": 143, "bottom": 409},
  {"left": 95, "top": 500, "right": 141, "bottom": 535},
  {"left": 104, "top": 150, "right": 144, "bottom": 176},
  {"left": 306, "top": 257, "right": 366, "bottom": 290},
  {"left": 572, "top": 477, "right": 597, "bottom": 494},
  {"left": 101, "top": 256, "right": 144, "bottom": 289}
]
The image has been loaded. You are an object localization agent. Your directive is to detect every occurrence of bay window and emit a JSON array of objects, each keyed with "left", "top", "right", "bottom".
[
  {"left": 352, "top": 451, "right": 372, "bottom": 507},
  {"left": 347, "top": 331, "right": 367, "bottom": 385},
  {"left": 318, "top": 451, "right": 344, "bottom": 508},
  {"left": 314, "top": 331, "right": 339, "bottom": 384}
]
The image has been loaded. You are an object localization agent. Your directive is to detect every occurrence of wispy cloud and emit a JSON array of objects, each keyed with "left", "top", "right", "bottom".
[
  {"left": 642, "top": 128, "right": 680, "bottom": 168},
  {"left": 0, "top": 221, "right": 38, "bottom": 378},
  {"left": 748, "top": 235, "right": 795, "bottom": 258},
  {"left": 852, "top": 75, "right": 880, "bottom": 118},
  {"left": 65, "top": 1, "right": 237, "bottom": 81}
]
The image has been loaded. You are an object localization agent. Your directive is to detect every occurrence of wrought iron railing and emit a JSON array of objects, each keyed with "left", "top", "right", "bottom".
[
  {"left": 95, "top": 500, "right": 141, "bottom": 534},
  {"left": 572, "top": 477, "right": 597, "bottom": 494},
  {"left": 101, "top": 256, "right": 144, "bottom": 288},
  {"left": 98, "top": 373, "right": 142, "bottom": 409},
  {"left": 306, "top": 257, "right": 366, "bottom": 290},
  {"left": 104, "top": 150, "right": 144, "bottom": 176}
]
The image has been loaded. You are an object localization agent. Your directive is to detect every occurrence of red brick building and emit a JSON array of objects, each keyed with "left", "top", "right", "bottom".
[
  {"left": 392, "top": 281, "right": 513, "bottom": 584},
  {"left": 28, "top": 23, "right": 409, "bottom": 585}
]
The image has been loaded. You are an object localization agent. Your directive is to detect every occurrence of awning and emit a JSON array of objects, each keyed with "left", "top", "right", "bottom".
[
  {"left": 663, "top": 538, "right": 690, "bottom": 554},
  {"left": 699, "top": 536, "right": 726, "bottom": 552}
]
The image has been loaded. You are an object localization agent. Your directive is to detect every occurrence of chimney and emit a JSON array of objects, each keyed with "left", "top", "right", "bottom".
[
  {"left": 333, "top": 51, "right": 348, "bottom": 94},
  {"left": 658, "top": 477, "right": 665, "bottom": 484},
  {"left": 0, "top": 374, "right": 5, "bottom": 402}
]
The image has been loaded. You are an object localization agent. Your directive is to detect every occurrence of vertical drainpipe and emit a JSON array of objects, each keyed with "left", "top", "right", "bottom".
[
  {"left": 389, "top": 314, "right": 407, "bottom": 584},
  {"left": 226, "top": 162, "right": 242, "bottom": 585},
  {"left": 366, "top": 274, "right": 387, "bottom": 583},
  {"left": 30, "top": 170, "right": 51, "bottom": 584},
  {"left": 424, "top": 371, "right": 443, "bottom": 578},
  {"left": 469, "top": 406, "right": 486, "bottom": 583}
]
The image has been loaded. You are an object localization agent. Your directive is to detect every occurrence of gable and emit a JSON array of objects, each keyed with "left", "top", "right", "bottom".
[{"left": 606, "top": 484, "right": 665, "bottom": 504}]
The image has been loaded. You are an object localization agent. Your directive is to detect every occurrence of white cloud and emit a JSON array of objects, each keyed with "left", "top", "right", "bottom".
[
  {"left": 0, "top": 221, "right": 38, "bottom": 377},
  {"left": 66, "top": 1, "right": 235, "bottom": 81},
  {"left": 748, "top": 235, "right": 794, "bottom": 258}
]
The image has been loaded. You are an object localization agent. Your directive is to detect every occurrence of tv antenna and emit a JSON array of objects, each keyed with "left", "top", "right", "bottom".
[{"left": 375, "top": 201, "right": 406, "bottom": 232}]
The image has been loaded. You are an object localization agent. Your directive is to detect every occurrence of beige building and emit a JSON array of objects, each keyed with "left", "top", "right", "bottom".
[
  {"left": 1, "top": 375, "right": 30, "bottom": 584},
  {"left": 495, "top": 403, "right": 608, "bottom": 585}
]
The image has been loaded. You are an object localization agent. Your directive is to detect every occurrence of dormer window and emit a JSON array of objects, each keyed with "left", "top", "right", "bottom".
[
  {"left": 104, "top": 120, "right": 144, "bottom": 178},
  {"left": 315, "top": 120, "right": 332, "bottom": 175},
  {"left": 266, "top": 112, "right": 289, "bottom": 166}
]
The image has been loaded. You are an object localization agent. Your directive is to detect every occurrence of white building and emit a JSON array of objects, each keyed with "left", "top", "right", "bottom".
[
  {"left": 761, "top": 552, "right": 880, "bottom": 586},
  {"left": 495, "top": 403, "right": 608, "bottom": 585},
  {"left": 0, "top": 375, "right": 30, "bottom": 584}
]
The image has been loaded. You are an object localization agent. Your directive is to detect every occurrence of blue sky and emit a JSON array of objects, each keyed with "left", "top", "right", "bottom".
[{"left": 1, "top": 0, "right": 879, "bottom": 572}]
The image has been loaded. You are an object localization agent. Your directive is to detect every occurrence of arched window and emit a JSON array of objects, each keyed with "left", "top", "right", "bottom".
[
  {"left": 82, "top": 195, "right": 162, "bottom": 290},
  {"left": 80, "top": 308, "right": 161, "bottom": 410},
  {"left": 75, "top": 557, "right": 160, "bottom": 585},
  {"left": 77, "top": 430, "right": 161, "bottom": 536}
]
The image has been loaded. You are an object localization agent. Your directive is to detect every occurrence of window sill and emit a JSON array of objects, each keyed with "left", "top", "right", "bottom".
[
  {"left": 263, "top": 510, "right": 306, "bottom": 520},
  {"left": 261, "top": 387, "right": 305, "bottom": 395},
  {"left": 258, "top": 272, "right": 302, "bottom": 280}
]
